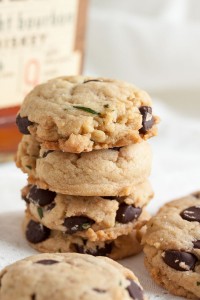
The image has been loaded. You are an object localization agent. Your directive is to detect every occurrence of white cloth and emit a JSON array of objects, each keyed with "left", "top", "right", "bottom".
[{"left": 1, "top": 1, "right": 200, "bottom": 299}]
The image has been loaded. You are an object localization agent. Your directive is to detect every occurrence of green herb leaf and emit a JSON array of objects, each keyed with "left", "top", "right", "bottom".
[
  {"left": 26, "top": 165, "right": 32, "bottom": 170},
  {"left": 82, "top": 223, "right": 91, "bottom": 230},
  {"left": 104, "top": 104, "right": 109, "bottom": 108},
  {"left": 73, "top": 106, "right": 99, "bottom": 115},
  {"left": 37, "top": 207, "right": 43, "bottom": 219},
  {"left": 197, "top": 282, "right": 200, "bottom": 286}
]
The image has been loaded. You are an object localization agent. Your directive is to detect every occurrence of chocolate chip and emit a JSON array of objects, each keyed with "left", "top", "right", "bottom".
[
  {"left": 26, "top": 220, "right": 50, "bottom": 244},
  {"left": 75, "top": 243, "right": 112, "bottom": 257},
  {"left": 64, "top": 216, "right": 94, "bottom": 234},
  {"left": 193, "top": 240, "right": 200, "bottom": 249},
  {"left": 163, "top": 250, "right": 197, "bottom": 271},
  {"left": 192, "top": 192, "right": 200, "bottom": 199},
  {"left": 36, "top": 259, "right": 58, "bottom": 265},
  {"left": 112, "top": 147, "right": 122, "bottom": 151},
  {"left": 46, "top": 202, "right": 56, "bottom": 211},
  {"left": 21, "top": 194, "right": 30, "bottom": 204},
  {"left": 116, "top": 204, "right": 142, "bottom": 224},
  {"left": 42, "top": 150, "right": 54, "bottom": 158},
  {"left": 28, "top": 186, "right": 56, "bottom": 207},
  {"left": 102, "top": 196, "right": 116, "bottom": 200},
  {"left": 16, "top": 115, "right": 33, "bottom": 134},
  {"left": 74, "top": 244, "right": 85, "bottom": 253},
  {"left": 180, "top": 206, "right": 200, "bottom": 222},
  {"left": 139, "top": 106, "right": 154, "bottom": 134},
  {"left": 127, "top": 280, "right": 144, "bottom": 300},
  {"left": 31, "top": 294, "right": 36, "bottom": 300}
]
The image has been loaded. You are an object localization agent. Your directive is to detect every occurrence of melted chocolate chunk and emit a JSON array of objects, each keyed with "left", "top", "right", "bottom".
[
  {"left": 74, "top": 244, "right": 86, "bottom": 254},
  {"left": 75, "top": 243, "right": 112, "bottom": 257},
  {"left": 127, "top": 280, "right": 144, "bottom": 300},
  {"left": 21, "top": 194, "right": 30, "bottom": 204},
  {"left": 36, "top": 259, "right": 58, "bottom": 265},
  {"left": 102, "top": 196, "right": 117, "bottom": 200},
  {"left": 16, "top": 115, "right": 33, "bottom": 134},
  {"left": 139, "top": 106, "right": 154, "bottom": 134},
  {"left": 180, "top": 206, "right": 200, "bottom": 222},
  {"left": 116, "top": 203, "right": 142, "bottom": 224},
  {"left": 192, "top": 192, "right": 200, "bottom": 199},
  {"left": 31, "top": 294, "right": 36, "bottom": 300},
  {"left": 42, "top": 150, "right": 54, "bottom": 158},
  {"left": 163, "top": 250, "right": 197, "bottom": 271},
  {"left": 63, "top": 216, "right": 95, "bottom": 234},
  {"left": 26, "top": 220, "right": 50, "bottom": 244},
  {"left": 46, "top": 202, "right": 56, "bottom": 211},
  {"left": 28, "top": 186, "right": 56, "bottom": 207},
  {"left": 193, "top": 240, "right": 200, "bottom": 249}
]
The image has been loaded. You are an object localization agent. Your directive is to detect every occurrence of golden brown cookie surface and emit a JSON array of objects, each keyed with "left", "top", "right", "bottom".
[
  {"left": 0, "top": 253, "right": 147, "bottom": 300},
  {"left": 142, "top": 192, "right": 200, "bottom": 299},
  {"left": 16, "top": 76, "right": 158, "bottom": 153},
  {"left": 16, "top": 135, "right": 152, "bottom": 196}
]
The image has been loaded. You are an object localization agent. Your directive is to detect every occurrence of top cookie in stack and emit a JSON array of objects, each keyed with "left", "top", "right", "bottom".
[
  {"left": 16, "top": 76, "right": 159, "bottom": 153},
  {"left": 15, "top": 76, "right": 159, "bottom": 259}
]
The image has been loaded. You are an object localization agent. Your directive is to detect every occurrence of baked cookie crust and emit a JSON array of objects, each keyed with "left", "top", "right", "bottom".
[{"left": 16, "top": 76, "right": 159, "bottom": 153}]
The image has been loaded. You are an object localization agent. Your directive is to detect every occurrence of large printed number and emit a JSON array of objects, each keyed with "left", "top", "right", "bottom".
[{"left": 24, "top": 59, "right": 40, "bottom": 96}]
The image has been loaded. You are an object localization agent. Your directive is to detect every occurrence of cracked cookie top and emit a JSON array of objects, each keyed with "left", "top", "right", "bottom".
[{"left": 16, "top": 76, "right": 159, "bottom": 153}]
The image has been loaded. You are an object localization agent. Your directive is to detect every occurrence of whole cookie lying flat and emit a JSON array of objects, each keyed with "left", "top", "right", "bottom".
[
  {"left": 0, "top": 253, "right": 147, "bottom": 300},
  {"left": 21, "top": 181, "right": 153, "bottom": 241},
  {"left": 16, "top": 135, "right": 152, "bottom": 196},
  {"left": 142, "top": 192, "right": 200, "bottom": 299},
  {"left": 16, "top": 75, "right": 158, "bottom": 153},
  {"left": 23, "top": 211, "right": 149, "bottom": 260}
]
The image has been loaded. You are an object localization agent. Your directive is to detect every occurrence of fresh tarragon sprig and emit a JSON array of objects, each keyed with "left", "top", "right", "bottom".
[
  {"left": 73, "top": 106, "right": 100, "bottom": 115},
  {"left": 37, "top": 207, "right": 43, "bottom": 219}
]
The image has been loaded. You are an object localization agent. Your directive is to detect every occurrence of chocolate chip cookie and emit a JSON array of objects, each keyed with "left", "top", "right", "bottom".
[
  {"left": 23, "top": 210, "right": 149, "bottom": 260},
  {"left": 16, "top": 75, "right": 159, "bottom": 153},
  {"left": 21, "top": 181, "right": 153, "bottom": 241},
  {"left": 0, "top": 253, "right": 147, "bottom": 300},
  {"left": 16, "top": 135, "right": 152, "bottom": 196},
  {"left": 142, "top": 192, "right": 200, "bottom": 299}
]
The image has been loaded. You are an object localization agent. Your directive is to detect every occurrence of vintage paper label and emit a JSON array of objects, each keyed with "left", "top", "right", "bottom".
[{"left": 0, "top": 0, "right": 81, "bottom": 109}]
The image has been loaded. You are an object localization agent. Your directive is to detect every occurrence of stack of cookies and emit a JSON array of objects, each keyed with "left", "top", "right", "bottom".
[{"left": 15, "top": 76, "right": 159, "bottom": 260}]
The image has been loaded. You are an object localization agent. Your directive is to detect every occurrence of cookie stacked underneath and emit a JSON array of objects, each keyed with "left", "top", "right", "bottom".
[{"left": 16, "top": 76, "right": 159, "bottom": 259}]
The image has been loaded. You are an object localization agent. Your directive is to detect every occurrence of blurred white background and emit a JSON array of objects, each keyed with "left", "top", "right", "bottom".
[
  {"left": 0, "top": 1, "right": 200, "bottom": 299},
  {"left": 85, "top": 0, "right": 200, "bottom": 211},
  {"left": 86, "top": 0, "right": 200, "bottom": 92}
]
